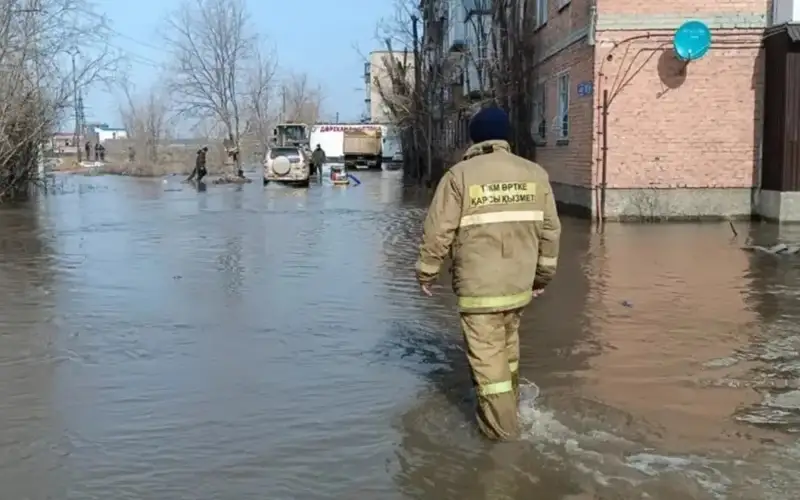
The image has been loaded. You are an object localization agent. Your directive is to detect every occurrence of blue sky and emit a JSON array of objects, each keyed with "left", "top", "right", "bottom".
[{"left": 89, "top": 0, "right": 393, "bottom": 128}]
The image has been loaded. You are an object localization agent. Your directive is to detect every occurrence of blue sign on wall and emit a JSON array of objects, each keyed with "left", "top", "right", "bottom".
[{"left": 577, "top": 81, "right": 593, "bottom": 97}]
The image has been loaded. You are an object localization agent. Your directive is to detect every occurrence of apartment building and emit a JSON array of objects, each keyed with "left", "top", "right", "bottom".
[
  {"left": 533, "top": 0, "right": 767, "bottom": 220},
  {"left": 439, "top": 0, "right": 775, "bottom": 220},
  {"left": 364, "top": 50, "right": 415, "bottom": 123}
]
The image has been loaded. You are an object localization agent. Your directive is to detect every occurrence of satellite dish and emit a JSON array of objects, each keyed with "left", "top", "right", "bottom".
[{"left": 673, "top": 20, "right": 711, "bottom": 61}]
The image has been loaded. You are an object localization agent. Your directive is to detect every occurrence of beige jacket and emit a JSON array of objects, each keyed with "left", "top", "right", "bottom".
[{"left": 415, "top": 140, "right": 561, "bottom": 313}]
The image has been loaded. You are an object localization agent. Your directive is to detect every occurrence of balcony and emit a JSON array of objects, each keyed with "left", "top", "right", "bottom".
[{"left": 773, "top": 0, "right": 800, "bottom": 25}]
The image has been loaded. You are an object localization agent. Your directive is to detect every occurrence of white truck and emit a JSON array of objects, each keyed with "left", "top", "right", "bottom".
[{"left": 309, "top": 123, "right": 401, "bottom": 169}]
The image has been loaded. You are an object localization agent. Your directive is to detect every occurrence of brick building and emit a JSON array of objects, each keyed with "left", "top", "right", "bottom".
[
  {"left": 433, "top": 0, "right": 775, "bottom": 220},
  {"left": 530, "top": 0, "right": 767, "bottom": 220}
]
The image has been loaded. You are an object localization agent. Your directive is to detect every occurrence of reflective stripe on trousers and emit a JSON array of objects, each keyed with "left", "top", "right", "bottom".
[
  {"left": 460, "top": 310, "right": 523, "bottom": 440},
  {"left": 477, "top": 379, "right": 514, "bottom": 396}
]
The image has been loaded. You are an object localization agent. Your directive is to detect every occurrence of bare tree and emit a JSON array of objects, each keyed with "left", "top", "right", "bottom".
[
  {"left": 0, "top": 0, "right": 116, "bottom": 201},
  {"left": 241, "top": 46, "right": 278, "bottom": 152},
  {"left": 373, "top": 0, "right": 448, "bottom": 185},
  {"left": 117, "top": 75, "right": 170, "bottom": 164},
  {"left": 372, "top": 0, "right": 537, "bottom": 186},
  {"left": 281, "top": 73, "right": 324, "bottom": 124},
  {"left": 163, "top": 0, "right": 256, "bottom": 175}
]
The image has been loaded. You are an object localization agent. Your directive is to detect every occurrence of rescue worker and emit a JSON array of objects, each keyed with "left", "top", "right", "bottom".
[
  {"left": 188, "top": 146, "right": 208, "bottom": 182},
  {"left": 311, "top": 144, "right": 326, "bottom": 177},
  {"left": 84, "top": 141, "right": 91, "bottom": 161},
  {"left": 415, "top": 106, "right": 561, "bottom": 441}
]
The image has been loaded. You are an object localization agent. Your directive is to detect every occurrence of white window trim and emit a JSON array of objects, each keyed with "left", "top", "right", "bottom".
[
  {"left": 535, "top": 0, "right": 548, "bottom": 29},
  {"left": 556, "top": 71, "right": 569, "bottom": 139}
]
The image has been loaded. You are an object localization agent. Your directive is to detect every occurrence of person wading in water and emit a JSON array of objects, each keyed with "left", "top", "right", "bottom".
[{"left": 188, "top": 146, "right": 208, "bottom": 182}]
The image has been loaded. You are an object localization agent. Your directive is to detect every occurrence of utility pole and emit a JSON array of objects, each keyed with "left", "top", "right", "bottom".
[
  {"left": 68, "top": 47, "right": 81, "bottom": 162},
  {"left": 280, "top": 86, "right": 286, "bottom": 123},
  {"left": 77, "top": 92, "right": 85, "bottom": 149}
]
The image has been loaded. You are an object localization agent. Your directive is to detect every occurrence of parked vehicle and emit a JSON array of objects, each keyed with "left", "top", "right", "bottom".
[
  {"left": 344, "top": 128, "right": 382, "bottom": 170},
  {"left": 263, "top": 146, "right": 310, "bottom": 187},
  {"left": 382, "top": 135, "right": 403, "bottom": 165},
  {"left": 309, "top": 123, "right": 384, "bottom": 163}
]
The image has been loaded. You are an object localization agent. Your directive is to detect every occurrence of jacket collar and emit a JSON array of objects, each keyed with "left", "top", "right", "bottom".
[{"left": 462, "top": 140, "right": 511, "bottom": 160}]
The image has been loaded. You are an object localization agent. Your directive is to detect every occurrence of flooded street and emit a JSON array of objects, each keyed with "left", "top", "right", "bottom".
[{"left": 2, "top": 171, "right": 800, "bottom": 499}]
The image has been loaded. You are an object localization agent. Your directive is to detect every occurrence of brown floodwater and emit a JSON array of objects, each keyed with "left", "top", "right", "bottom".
[{"left": 1, "top": 170, "right": 799, "bottom": 499}]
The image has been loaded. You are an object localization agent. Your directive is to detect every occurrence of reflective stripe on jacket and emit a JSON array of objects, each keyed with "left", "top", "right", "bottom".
[{"left": 415, "top": 140, "right": 561, "bottom": 313}]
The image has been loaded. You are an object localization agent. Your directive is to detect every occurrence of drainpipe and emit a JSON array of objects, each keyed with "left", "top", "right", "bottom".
[
  {"left": 588, "top": 1, "right": 602, "bottom": 222},
  {"left": 600, "top": 89, "right": 608, "bottom": 224}
]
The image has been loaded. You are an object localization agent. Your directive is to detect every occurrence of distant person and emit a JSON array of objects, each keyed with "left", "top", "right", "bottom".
[
  {"left": 128, "top": 146, "right": 135, "bottom": 162},
  {"left": 84, "top": 141, "right": 91, "bottom": 160},
  {"left": 94, "top": 143, "right": 101, "bottom": 162},
  {"left": 415, "top": 106, "right": 561, "bottom": 441},
  {"left": 98, "top": 144, "right": 106, "bottom": 162},
  {"left": 311, "top": 144, "right": 326, "bottom": 177},
  {"left": 188, "top": 146, "right": 208, "bottom": 182},
  {"left": 225, "top": 133, "right": 242, "bottom": 177}
]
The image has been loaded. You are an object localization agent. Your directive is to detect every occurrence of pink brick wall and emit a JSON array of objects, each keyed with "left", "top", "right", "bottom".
[
  {"left": 531, "top": 2, "right": 766, "bottom": 193},
  {"left": 599, "top": 0, "right": 767, "bottom": 15},
  {"left": 594, "top": 30, "right": 763, "bottom": 189},
  {"left": 532, "top": 0, "right": 595, "bottom": 187},
  {"left": 534, "top": 43, "right": 595, "bottom": 187}
]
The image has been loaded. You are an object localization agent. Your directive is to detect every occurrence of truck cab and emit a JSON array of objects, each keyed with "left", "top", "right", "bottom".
[{"left": 272, "top": 123, "right": 309, "bottom": 148}]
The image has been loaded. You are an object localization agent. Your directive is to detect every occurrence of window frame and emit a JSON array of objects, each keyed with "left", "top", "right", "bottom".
[
  {"left": 535, "top": 0, "right": 548, "bottom": 29},
  {"left": 531, "top": 81, "right": 547, "bottom": 142},
  {"left": 556, "top": 71, "right": 570, "bottom": 139}
]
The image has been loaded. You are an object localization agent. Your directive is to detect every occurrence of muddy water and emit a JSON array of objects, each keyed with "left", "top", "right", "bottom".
[{"left": 1, "top": 172, "right": 799, "bottom": 499}]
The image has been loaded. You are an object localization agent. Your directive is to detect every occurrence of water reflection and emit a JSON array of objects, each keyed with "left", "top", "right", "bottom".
[
  {"left": 2, "top": 174, "right": 800, "bottom": 498},
  {"left": 578, "top": 223, "right": 766, "bottom": 454},
  {"left": 726, "top": 224, "right": 800, "bottom": 435},
  {"left": 0, "top": 201, "right": 65, "bottom": 500}
]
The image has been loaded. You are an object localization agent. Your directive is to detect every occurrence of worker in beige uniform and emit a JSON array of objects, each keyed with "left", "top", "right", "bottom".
[{"left": 415, "top": 106, "right": 561, "bottom": 441}]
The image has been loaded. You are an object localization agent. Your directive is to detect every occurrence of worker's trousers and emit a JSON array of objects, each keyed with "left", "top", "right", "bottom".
[{"left": 460, "top": 308, "right": 522, "bottom": 441}]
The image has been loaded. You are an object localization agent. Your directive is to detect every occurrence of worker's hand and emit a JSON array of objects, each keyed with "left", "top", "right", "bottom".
[
  {"left": 532, "top": 288, "right": 545, "bottom": 298},
  {"left": 420, "top": 283, "right": 433, "bottom": 297}
]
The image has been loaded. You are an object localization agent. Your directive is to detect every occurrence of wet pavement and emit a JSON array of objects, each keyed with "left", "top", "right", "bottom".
[{"left": 1, "top": 171, "right": 800, "bottom": 499}]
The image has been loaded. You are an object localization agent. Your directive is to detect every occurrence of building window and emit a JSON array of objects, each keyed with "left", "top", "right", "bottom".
[
  {"left": 535, "top": 0, "right": 548, "bottom": 28},
  {"left": 557, "top": 72, "right": 569, "bottom": 138},
  {"left": 532, "top": 82, "right": 546, "bottom": 141}
]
